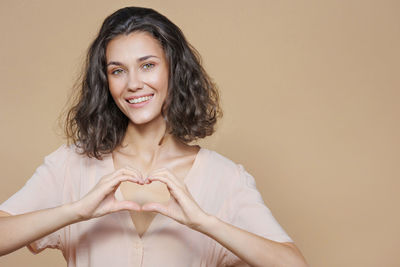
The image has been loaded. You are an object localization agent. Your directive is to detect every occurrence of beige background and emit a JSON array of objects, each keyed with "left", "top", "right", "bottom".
[{"left": 0, "top": 0, "right": 399, "bottom": 266}]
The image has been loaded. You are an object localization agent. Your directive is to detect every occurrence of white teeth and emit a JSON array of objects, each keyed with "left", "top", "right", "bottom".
[{"left": 128, "top": 95, "right": 153, "bottom": 104}]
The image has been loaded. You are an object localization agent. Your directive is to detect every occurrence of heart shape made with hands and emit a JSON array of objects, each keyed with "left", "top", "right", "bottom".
[{"left": 119, "top": 178, "right": 171, "bottom": 207}]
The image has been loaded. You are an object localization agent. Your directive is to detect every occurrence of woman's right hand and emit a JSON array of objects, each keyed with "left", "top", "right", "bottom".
[
  {"left": 0, "top": 166, "right": 144, "bottom": 256},
  {"left": 74, "top": 166, "right": 144, "bottom": 221}
]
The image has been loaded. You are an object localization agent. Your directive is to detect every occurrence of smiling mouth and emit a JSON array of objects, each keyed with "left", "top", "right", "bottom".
[{"left": 126, "top": 94, "right": 154, "bottom": 104}]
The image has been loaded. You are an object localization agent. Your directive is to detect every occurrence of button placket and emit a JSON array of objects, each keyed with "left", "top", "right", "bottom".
[{"left": 134, "top": 240, "right": 143, "bottom": 249}]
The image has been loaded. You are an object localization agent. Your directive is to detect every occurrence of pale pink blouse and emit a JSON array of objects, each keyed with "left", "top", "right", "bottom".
[{"left": 0, "top": 144, "right": 292, "bottom": 266}]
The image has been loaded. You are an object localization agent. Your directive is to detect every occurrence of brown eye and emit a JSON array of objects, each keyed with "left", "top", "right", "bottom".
[
  {"left": 111, "top": 69, "right": 124, "bottom": 75},
  {"left": 142, "top": 63, "right": 155, "bottom": 70}
]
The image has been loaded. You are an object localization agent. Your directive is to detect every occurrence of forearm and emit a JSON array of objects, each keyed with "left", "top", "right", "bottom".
[
  {"left": 0, "top": 203, "right": 80, "bottom": 256},
  {"left": 196, "top": 215, "right": 308, "bottom": 267},
  {"left": 0, "top": 167, "right": 143, "bottom": 257}
]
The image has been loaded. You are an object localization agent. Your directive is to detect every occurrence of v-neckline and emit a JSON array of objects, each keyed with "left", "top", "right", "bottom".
[{"left": 107, "top": 146, "right": 204, "bottom": 240}]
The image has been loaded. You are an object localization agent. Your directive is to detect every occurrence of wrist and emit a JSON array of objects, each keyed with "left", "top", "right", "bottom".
[
  {"left": 65, "top": 201, "right": 86, "bottom": 224},
  {"left": 192, "top": 213, "right": 219, "bottom": 235}
]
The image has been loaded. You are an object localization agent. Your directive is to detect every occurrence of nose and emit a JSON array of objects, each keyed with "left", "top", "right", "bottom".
[{"left": 127, "top": 70, "right": 144, "bottom": 91}]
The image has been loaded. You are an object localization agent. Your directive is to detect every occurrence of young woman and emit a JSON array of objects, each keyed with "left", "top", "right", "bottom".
[{"left": 0, "top": 6, "right": 308, "bottom": 267}]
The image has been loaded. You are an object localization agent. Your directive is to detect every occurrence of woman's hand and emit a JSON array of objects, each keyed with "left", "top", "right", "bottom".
[
  {"left": 74, "top": 166, "right": 144, "bottom": 221},
  {"left": 140, "top": 169, "right": 309, "bottom": 267},
  {"left": 0, "top": 166, "right": 146, "bottom": 256},
  {"left": 141, "top": 167, "right": 210, "bottom": 230}
]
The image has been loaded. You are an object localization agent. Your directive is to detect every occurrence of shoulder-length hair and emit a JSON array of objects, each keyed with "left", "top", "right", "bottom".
[{"left": 62, "top": 6, "right": 222, "bottom": 160}]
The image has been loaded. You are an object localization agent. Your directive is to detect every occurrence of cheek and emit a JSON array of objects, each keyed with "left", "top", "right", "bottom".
[
  {"left": 148, "top": 71, "right": 169, "bottom": 93},
  {"left": 108, "top": 78, "right": 124, "bottom": 96}
]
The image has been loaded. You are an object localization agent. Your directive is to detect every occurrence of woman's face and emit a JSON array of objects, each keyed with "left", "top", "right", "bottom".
[{"left": 106, "top": 31, "right": 169, "bottom": 126}]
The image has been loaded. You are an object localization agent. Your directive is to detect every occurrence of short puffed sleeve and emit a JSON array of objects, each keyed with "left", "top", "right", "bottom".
[
  {"left": 219, "top": 164, "right": 293, "bottom": 266},
  {"left": 0, "top": 144, "right": 71, "bottom": 254}
]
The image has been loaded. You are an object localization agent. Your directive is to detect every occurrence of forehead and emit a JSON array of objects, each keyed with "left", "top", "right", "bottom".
[{"left": 106, "top": 31, "right": 165, "bottom": 60}]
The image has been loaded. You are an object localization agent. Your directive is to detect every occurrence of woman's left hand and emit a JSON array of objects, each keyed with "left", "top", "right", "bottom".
[{"left": 141, "top": 167, "right": 210, "bottom": 230}]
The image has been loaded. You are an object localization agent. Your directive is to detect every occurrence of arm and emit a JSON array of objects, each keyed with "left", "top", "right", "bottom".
[
  {"left": 196, "top": 214, "right": 308, "bottom": 267},
  {"left": 141, "top": 168, "right": 308, "bottom": 267},
  {"left": 0, "top": 167, "right": 143, "bottom": 256},
  {"left": 0, "top": 205, "right": 78, "bottom": 256}
]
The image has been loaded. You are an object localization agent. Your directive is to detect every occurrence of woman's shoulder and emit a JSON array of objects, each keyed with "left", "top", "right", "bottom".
[
  {"left": 201, "top": 147, "right": 243, "bottom": 176},
  {"left": 45, "top": 143, "right": 82, "bottom": 159},
  {"left": 41, "top": 143, "right": 112, "bottom": 182},
  {"left": 201, "top": 147, "right": 256, "bottom": 185},
  {"left": 44, "top": 143, "right": 96, "bottom": 167}
]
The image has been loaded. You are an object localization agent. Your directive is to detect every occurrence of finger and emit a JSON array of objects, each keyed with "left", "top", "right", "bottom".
[
  {"left": 146, "top": 175, "right": 186, "bottom": 203},
  {"left": 112, "top": 200, "right": 142, "bottom": 212},
  {"left": 146, "top": 168, "right": 181, "bottom": 187},
  {"left": 103, "top": 167, "right": 142, "bottom": 183},
  {"left": 96, "top": 174, "right": 144, "bottom": 200},
  {"left": 123, "top": 166, "right": 143, "bottom": 179},
  {"left": 146, "top": 175, "right": 174, "bottom": 190},
  {"left": 106, "top": 174, "right": 143, "bottom": 192},
  {"left": 119, "top": 174, "right": 145, "bottom": 185},
  {"left": 116, "top": 168, "right": 143, "bottom": 181},
  {"left": 147, "top": 167, "right": 175, "bottom": 179},
  {"left": 141, "top": 202, "right": 168, "bottom": 216},
  {"left": 146, "top": 167, "right": 170, "bottom": 180}
]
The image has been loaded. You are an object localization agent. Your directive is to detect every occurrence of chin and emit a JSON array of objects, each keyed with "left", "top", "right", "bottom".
[
  {"left": 128, "top": 114, "right": 163, "bottom": 126},
  {"left": 128, "top": 118, "right": 152, "bottom": 125}
]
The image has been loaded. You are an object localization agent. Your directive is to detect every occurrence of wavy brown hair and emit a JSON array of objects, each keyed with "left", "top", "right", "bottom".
[{"left": 62, "top": 6, "right": 222, "bottom": 160}]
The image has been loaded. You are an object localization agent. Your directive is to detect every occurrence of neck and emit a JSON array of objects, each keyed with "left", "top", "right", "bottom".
[{"left": 115, "top": 115, "right": 180, "bottom": 161}]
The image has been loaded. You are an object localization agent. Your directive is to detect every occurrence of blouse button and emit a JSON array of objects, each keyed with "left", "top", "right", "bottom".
[{"left": 134, "top": 241, "right": 143, "bottom": 249}]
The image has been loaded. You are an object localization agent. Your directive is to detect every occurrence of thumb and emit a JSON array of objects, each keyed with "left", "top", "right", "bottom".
[
  {"left": 112, "top": 201, "right": 142, "bottom": 212},
  {"left": 142, "top": 203, "right": 168, "bottom": 215}
]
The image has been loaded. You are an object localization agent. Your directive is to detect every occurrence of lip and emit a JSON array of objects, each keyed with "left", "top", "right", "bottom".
[
  {"left": 125, "top": 93, "right": 154, "bottom": 108},
  {"left": 126, "top": 93, "right": 154, "bottom": 101}
]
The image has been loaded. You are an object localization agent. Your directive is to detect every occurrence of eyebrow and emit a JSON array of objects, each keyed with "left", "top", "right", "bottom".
[{"left": 106, "top": 55, "right": 158, "bottom": 67}]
